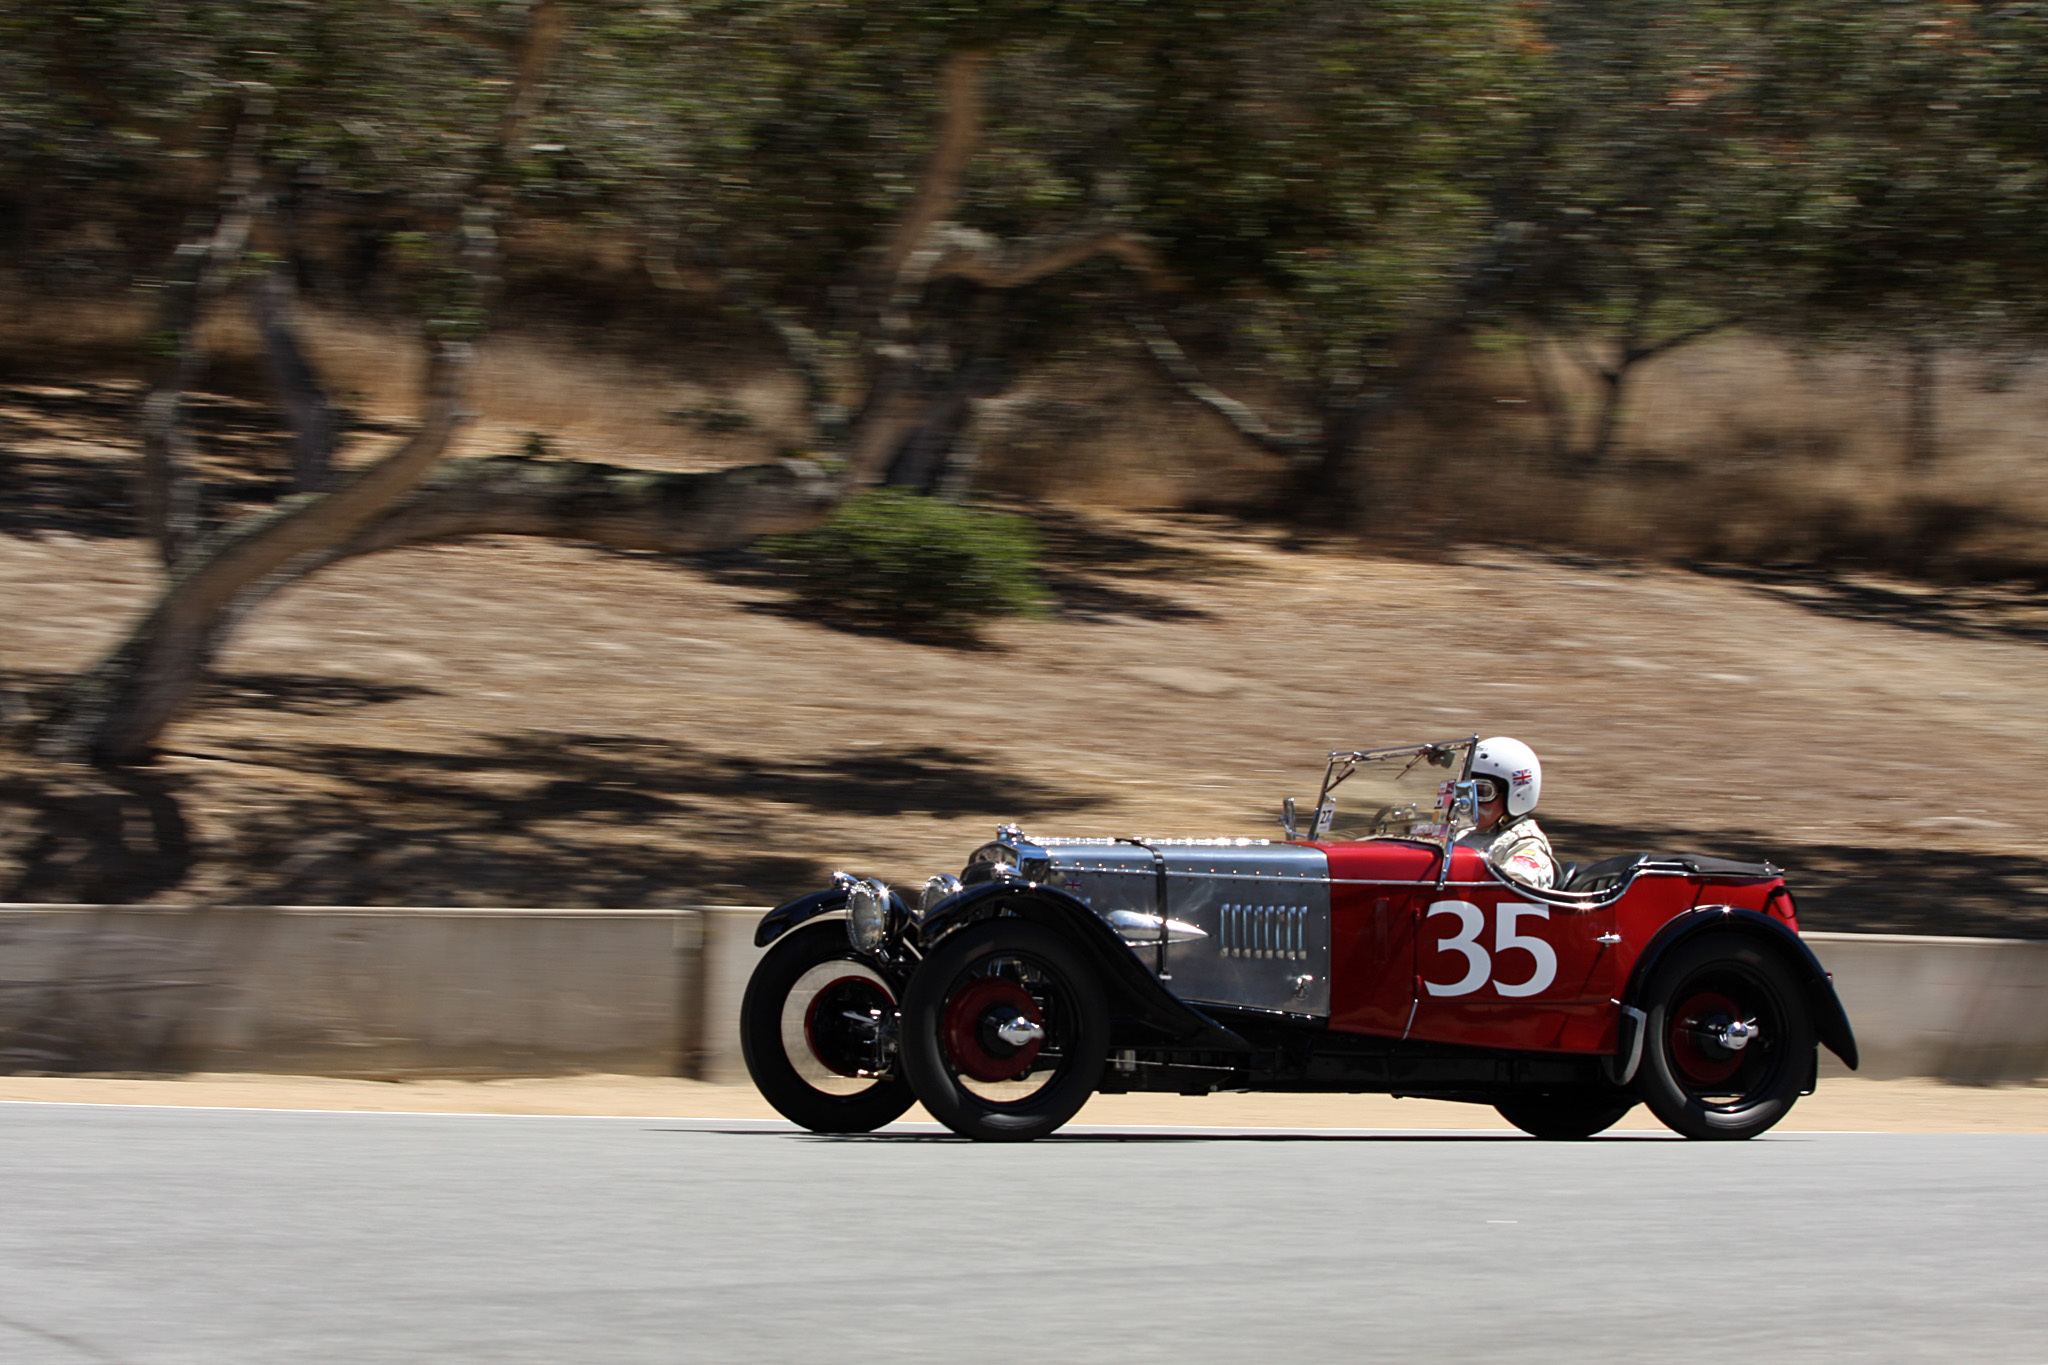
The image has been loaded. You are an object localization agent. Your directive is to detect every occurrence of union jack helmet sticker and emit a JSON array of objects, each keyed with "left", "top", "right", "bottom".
[{"left": 1511, "top": 769, "right": 1533, "bottom": 786}]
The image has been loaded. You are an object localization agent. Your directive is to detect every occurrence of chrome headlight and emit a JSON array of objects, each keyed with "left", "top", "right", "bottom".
[
  {"left": 919, "top": 874, "right": 963, "bottom": 917},
  {"left": 846, "top": 878, "right": 891, "bottom": 953}
]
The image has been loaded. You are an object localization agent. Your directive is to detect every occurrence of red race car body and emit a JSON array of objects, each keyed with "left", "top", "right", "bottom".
[{"left": 1325, "top": 840, "right": 1797, "bottom": 1055}]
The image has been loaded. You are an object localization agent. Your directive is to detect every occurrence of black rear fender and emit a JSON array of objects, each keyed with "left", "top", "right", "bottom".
[
  {"left": 918, "top": 882, "right": 1251, "bottom": 1053},
  {"left": 1625, "top": 905, "right": 1859, "bottom": 1070}
]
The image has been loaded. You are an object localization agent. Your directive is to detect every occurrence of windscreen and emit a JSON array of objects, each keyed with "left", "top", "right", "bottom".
[{"left": 1314, "top": 740, "right": 1474, "bottom": 846}]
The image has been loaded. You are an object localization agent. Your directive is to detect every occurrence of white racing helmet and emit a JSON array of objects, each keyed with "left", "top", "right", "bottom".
[{"left": 1472, "top": 736, "right": 1542, "bottom": 819}]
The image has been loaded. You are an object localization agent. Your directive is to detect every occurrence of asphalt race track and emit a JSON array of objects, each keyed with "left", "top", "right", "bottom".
[{"left": 3, "top": 1104, "right": 2043, "bottom": 1364}]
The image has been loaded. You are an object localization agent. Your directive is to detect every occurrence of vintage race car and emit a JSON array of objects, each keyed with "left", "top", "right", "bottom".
[{"left": 739, "top": 738, "right": 1858, "bottom": 1141}]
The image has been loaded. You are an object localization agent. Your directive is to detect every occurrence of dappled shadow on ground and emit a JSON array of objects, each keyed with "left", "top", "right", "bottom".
[
  {"left": 1694, "top": 562, "right": 2048, "bottom": 649},
  {"left": 202, "top": 672, "right": 444, "bottom": 716},
  {"left": 0, "top": 447, "right": 140, "bottom": 540},
  {"left": 1545, "top": 814, "right": 2048, "bottom": 940},
  {"left": 1025, "top": 505, "right": 1236, "bottom": 625},
  {"left": 3, "top": 724, "right": 1105, "bottom": 908},
  {"left": 0, "top": 379, "right": 406, "bottom": 543},
  {"left": 6, "top": 668, "right": 439, "bottom": 747},
  {"left": 196, "top": 731, "right": 1102, "bottom": 824},
  {"left": 1025, "top": 505, "right": 1238, "bottom": 579},
  {"left": 6, "top": 728, "right": 2037, "bottom": 933},
  {"left": 0, "top": 764, "right": 196, "bottom": 904},
  {"left": 0, "top": 380, "right": 294, "bottom": 540},
  {"left": 679, "top": 564, "right": 1010, "bottom": 649},
  {"left": 695, "top": 557, "right": 1217, "bottom": 641},
  {"left": 1034, "top": 566, "right": 1213, "bottom": 625}
]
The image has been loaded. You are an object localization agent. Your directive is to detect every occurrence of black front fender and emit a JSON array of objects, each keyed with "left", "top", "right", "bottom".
[
  {"left": 1625, "top": 905, "right": 1859, "bottom": 1070},
  {"left": 918, "top": 881, "right": 1251, "bottom": 1053},
  {"left": 753, "top": 885, "right": 849, "bottom": 949}
]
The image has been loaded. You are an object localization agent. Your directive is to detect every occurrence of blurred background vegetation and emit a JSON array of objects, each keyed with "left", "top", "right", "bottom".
[{"left": 5, "top": 0, "right": 2048, "bottom": 578}]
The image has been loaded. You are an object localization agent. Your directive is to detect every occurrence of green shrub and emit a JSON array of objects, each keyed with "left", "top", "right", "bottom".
[{"left": 761, "top": 490, "right": 1046, "bottom": 632}]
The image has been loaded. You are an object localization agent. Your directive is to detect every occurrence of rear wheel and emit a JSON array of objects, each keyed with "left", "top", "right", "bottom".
[
  {"left": 900, "top": 919, "right": 1108, "bottom": 1142},
  {"left": 1636, "top": 934, "right": 1814, "bottom": 1140},
  {"left": 740, "top": 922, "right": 916, "bottom": 1134},
  {"left": 1495, "top": 1090, "right": 1637, "bottom": 1139}
]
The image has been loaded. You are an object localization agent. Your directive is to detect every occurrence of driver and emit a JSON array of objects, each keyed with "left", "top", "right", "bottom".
[{"left": 1458, "top": 736, "right": 1557, "bottom": 890}]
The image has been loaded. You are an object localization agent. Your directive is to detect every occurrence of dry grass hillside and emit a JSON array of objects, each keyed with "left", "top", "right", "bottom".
[
  {"left": 1386, "top": 337, "right": 2048, "bottom": 578},
  {"left": 8, "top": 292, "right": 2048, "bottom": 572},
  {"left": 4, "top": 305, "right": 2048, "bottom": 936}
]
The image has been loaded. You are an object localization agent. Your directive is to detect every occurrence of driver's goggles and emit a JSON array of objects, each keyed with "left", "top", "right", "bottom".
[{"left": 1472, "top": 778, "right": 1504, "bottom": 803}]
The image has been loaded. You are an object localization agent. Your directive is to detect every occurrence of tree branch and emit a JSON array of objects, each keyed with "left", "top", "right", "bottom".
[
  {"left": 177, "top": 342, "right": 472, "bottom": 628},
  {"left": 138, "top": 83, "right": 273, "bottom": 567},
  {"left": 46, "top": 340, "right": 474, "bottom": 765},
  {"left": 876, "top": 47, "right": 991, "bottom": 292},
  {"left": 924, "top": 224, "right": 1172, "bottom": 291},
  {"left": 250, "top": 270, "right": 338, "bottom": 492},
  {"left": 330, "top": 455, "right": 839, "bottom": 559},
  {"left": 496, "top": 0, "right": 569, "bottom": 159},
  {"left": 1129, "top": 314, "right": 1312, "bottom": 460},
  {"left": 1631, "top": 314, "right": 1739, "bottom": 365},
  {"left": 1562, "top": 334, "right": 1614, "bottom": 385}
]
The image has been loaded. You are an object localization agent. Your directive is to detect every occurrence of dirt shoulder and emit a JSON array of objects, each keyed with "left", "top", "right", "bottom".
[
  {"left": 1, "top": 1073, "right": 2043, "bottom": 1134},
  {"left": 6, "top": 378, "right": 2048, "bottom": 935}
]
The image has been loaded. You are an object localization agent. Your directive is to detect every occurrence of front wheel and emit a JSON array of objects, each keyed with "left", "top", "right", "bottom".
[
  {"left": 1495, "top": 1089, "right": 1637, "bottom": 1139},
  {"left": 899, "top": 919, "right": 1109, "bottom": 1141},
  {"left": 1636, "top": 935, "right": 1815, "bottom": 1140},
  {"left": 739, "top": 922, "right": 916, "bottom": 1133}
]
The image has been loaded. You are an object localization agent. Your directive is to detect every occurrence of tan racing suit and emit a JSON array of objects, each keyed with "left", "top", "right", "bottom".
[{"left": 1457, "top": 816, "right": 1557, "bottom": 891}]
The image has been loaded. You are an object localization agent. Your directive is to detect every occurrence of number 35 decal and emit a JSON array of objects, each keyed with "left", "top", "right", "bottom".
[{"left": 1423, "top": 900, "right": 1557, "bottom": 998}]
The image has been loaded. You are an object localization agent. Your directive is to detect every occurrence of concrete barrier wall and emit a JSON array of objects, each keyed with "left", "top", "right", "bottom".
[
  {"left": 1807, "top": 932, "right": 2048, "bottom": 1084},
  {"left": 2, "top": 906, "right": 2042, "bottom": 1084},
  {"left": 699, "top": 907, "right": 772, "bottom": 1085},
  {"left": 0, "top": 905, "right": 704, "bottom": 1077}
]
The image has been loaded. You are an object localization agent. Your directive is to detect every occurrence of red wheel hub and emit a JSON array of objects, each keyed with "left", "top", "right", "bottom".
[
  {"left": 802, "top": 974, "right": 893, "bottom": 1077},
  {"left": 1668, "top": 989, "right": 1748, "bottom": 1087},
  {"left": 941, "top": 976, "right": 1045, "bottom": 1083}
]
